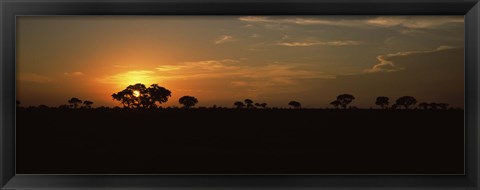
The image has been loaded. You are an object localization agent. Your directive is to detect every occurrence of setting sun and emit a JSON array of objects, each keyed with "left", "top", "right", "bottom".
[{"left": 133, "top": 90, "right": 140, "bottom": 97}]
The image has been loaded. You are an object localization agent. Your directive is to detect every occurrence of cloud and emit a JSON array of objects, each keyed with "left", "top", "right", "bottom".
[
  {"left": 155, "top": 59, "right": 331, "bottom": 87},
  {"left": 366, "top": 16, "right": 464, "bottom": 29},
  {"left": 277, "top": 40, "right": 361, "bottom": 47},
  {"left": 19, "top": 73, "right": 53, "bottom": 83},
  {"left": 99, "top": 59, "right": 332, "bottom": 94},
  {"left": 155, "top": 59, "right": 241, "bottom": 79},
  {"left": 231, "top": 81, "right": 249, "bottom": 87},
  {"left": 64, "top": 71, "right": 84, "bottom": 77},
  {"left": 239, "top": 16, "right": 463, "bottom": 29},
  {"left": 214, "top": 35, "right": 234, "bottom": 44},
  {"left": 328, "top": 47, "right": 464, "bottom": 108},
  {"left": 239, "top": 16, "right": 348, "bottom": 26},
  {"left": 155, "top": 65, "right": 182, "bottom": 72},
  {"left": 365, "top": 45, "right": 456, "bottom": 73}
]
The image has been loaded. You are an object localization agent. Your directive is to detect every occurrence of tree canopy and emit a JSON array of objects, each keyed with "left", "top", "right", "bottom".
[
  {"left": 179, "top": 96, "right": 199, "bottom": 109},
  {"left": 234, "top": 101, "right": 245, "bottom": 109},
  {"left": 288, "top": 101, "right": 301, "bottom": 109},
  {"left": 112, "top": 83, "right": 171, "bottom": 108},
  {"left": 244, "top": 99, "right": 254, "bottom": 109},
  {"left": 337, "top": 94, "right": 355, "bottom": 109},
  {"left": 83, "top": 100, "right": 94, "bottom": 108},
  {"left": 375, "top": 96, "right": 389, "bottom": 109},
  {"left": 395, "top": 96, "right": 417, "bottom": 109},
  {"left": 68, "top": 97, "right": 82, "bottom": 108}
]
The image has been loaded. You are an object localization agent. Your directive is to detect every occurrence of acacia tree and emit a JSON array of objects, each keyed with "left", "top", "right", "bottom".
[
  {"left": 148, "top": 84, "right": 172, "bottom": 107},
  {"left": 260, "top": 103, "right": 267, "bottom": 109},
  {"left": 288, "top": 101, "right": 301, "bottom": 109},
  {"left": 418, "top": 102, "right": 429, "bottom": 110},
  {"left": 330, "top": 100, "right": 341, "bottom": 109},
  {"left": 395, "top": 96, "right": 417, "bottom": 109},
  {"left": 337, "top": 94, "right": 355, "bottom": 109},
  {"left": 375, "top": 96, "right": 389, "bottom": 109},
  {"left": 179, "top": 96, "right": 198, "bottom": 109},
  {"left": 391, "top": 104, "right": 398, "bottom": 110},
  {"left": 234, "top": 101, "right": 245, "bottom": 108},
  {"left": 112, "top": 83, "right": 171, "bottom": 108},
  {"left": 83, "top": 100, "right": 94, "bottom": 108},
  {"left": 68, "top": 97, "right": 82, "bottom": 108},
  {"left": 244, "top": 99, "right": 254, "bottom": 109},
  {"left": 254, "top": 102, "right": 268, "bottom": 109},
  {"left": 438, "top": 103, "right": 449, "bottom": 110}
]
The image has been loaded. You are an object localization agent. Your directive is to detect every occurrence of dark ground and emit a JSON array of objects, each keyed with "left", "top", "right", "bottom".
[{"left": 16, "top": 108, "right": 464, "bottom": 174}]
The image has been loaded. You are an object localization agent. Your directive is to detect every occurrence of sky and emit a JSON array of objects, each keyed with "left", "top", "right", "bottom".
[{"left": 16, "top": 16, "right": 465, "bottom": 108}]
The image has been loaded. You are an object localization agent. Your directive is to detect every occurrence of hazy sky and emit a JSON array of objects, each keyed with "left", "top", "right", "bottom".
[{"left": 17, "top": 16, "right": 464, "bottom": 108}]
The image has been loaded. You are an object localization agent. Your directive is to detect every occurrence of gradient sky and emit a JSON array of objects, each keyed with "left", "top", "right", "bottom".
[{"left": 17, "top": 16, "right": 465, "bottom": 108}]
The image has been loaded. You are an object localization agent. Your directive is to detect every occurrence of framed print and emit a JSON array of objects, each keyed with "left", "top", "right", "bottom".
[{"left": 1, "top": 0, "right": 479, "bottom": 189}]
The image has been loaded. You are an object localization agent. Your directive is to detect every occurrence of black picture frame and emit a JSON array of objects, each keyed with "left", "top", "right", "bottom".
[{"left": 1, "top": 0, "right": 479, "bottom": 189}]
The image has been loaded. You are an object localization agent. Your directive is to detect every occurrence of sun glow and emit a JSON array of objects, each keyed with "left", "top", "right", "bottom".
[
  {"left": 133, "top": 90, "right": 140, "bottom": 97},
  {"left": 97, "top": 70, "right": 162, "bottom": 89}
]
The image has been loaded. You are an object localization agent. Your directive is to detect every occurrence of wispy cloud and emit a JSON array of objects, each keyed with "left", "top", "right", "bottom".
[
  {"left": 99, "top": 59, "right": 331, "bottom": 91},
  {"left": 155, "top": 59, "right": 332, "bottom": 87},
  {"left": 19, "top": 73, "right": 53, "bottom": 83},
  {"left": 64, "top": 71, "right": 84, "bottom": 77},
  {"left": 250, "top": 34, "right": 260, "bottom": 38},
  {"left": 214, "top": 35, "right": 234, "bottom": 44},
  {"left": 365, "top": 45, "right": 456, "bottom": 73},
  {"left": 277, "top": 40, "right": 361, "bottom": 47},
  {"left": 239, "top": 16, "right": 463, "bottom": 30},
  {"left": 366, "top": 16, "right": 464, "bottom": 29},
  {"left": 239, "top": 16, "right": 349, "bottom": 26},
  {"left": 155, "top": 59, "right": 241, "bottom": 79}
]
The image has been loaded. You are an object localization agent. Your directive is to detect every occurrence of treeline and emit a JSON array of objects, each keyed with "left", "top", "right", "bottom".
[{"left": 16, "top": 83, "right": 458, "bottom": 110}]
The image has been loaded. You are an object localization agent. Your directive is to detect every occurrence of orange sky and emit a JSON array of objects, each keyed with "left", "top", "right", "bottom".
[{"left": 16, "top": 16, "right": 465, "bottom": 108}]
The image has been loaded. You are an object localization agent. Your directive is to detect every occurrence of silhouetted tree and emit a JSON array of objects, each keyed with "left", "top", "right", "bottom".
[
  {"left": 427, "top": 102, "right": 449, "bottom": 110},
  {"left": 83, "top": 100, "right": 94, "bottom": 108},
  {"left": 330, "top": 100, "right": 341, "bottom": 109},
  {"left": 179, "top": 96, "right": 198, "bottom": 109},
  {"left": 337, "top": 94, "right": 355, "bottom": 109},
  {"left": 38, "top": 105, "right": 49, "bottom": 109},
  {"left": 254, "top": 102, "right": 268, "bottom": 109},
  {"left": 418, "top": 102, "right": 429, "bottom": 110},
  {"left": 234, "top": 101, "right": 245, "bottom": 109},
  {"left": 148, "top": 84, "right": 172, "bottom": 107},
  {"left": 244, "top": 99, "right": 254, "bottom": 109},
  {"left": 68, "top": 97, "right": 82, "bottom": 108},
  {"left": 375, "top": 96, "right": 389, "bottom": 109},
  {"left": 112, "top": 83, "right": 171, "bottom": 108},
  {"left": 112, "top": 84, "right": 142, "bottom": 108},
  {"left": 391, "top": 104, "right": 398, "bottom": 110},
  {"left": 260, "top": 103, "right": 267, "bottom": 109},
  {"left": 395, "top": 96, "right": 417, "bottom": 109},
  {"left": 288, "top": 101, "right": 301, "bottom": 109},
  {"left": 59, "top": 104, "right": 70, "bottom": 109},
  {"left": 438, "top": 103, "right": 449, "bottom": 110}
]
